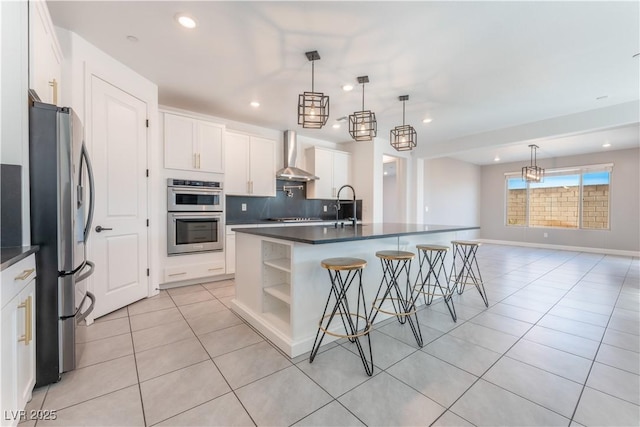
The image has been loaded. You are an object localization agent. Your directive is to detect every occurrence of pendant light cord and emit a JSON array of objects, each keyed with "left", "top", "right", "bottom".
[
  {"left": 402, "top": 100, "right": 406, "bottom": 126},
  {"left": 361, "top": 82, "right": 365, "bottom": 112},
  {"left": 311, "top": 60, "right": 315, "bottom": 93}
]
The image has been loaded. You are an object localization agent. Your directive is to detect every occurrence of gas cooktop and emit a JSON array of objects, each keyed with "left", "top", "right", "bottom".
[{"left": 267, "top": 217, "right": 323, "bottom": 223}]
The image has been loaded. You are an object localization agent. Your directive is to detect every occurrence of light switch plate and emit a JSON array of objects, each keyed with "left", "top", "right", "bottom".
[{"left": 241, "top": 203, "right": 247, "bottom": 211}]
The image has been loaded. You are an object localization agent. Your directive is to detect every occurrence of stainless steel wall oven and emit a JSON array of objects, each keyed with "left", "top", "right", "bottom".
[{"left": 167, "top": 179, "right": 224, "bottom": 255}]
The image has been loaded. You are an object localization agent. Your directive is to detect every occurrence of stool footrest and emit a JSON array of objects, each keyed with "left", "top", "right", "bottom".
[
  {"left": 318, "top": 312, "right": 372, "bottom": 339},
  {"left": 413, "top": 284, "right": 454, "bottom": 298},
  {"left": 371, "top": 298, "right": 417, "bottom": 316}
]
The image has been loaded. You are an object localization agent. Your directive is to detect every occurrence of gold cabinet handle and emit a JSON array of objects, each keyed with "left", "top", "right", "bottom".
[
  {"left": 14, "top": 268, "right": 35, "bottom": 281},
  {"left": 197, "top": 153, "right": 201, "bottom": 169},
  {"left": 193, "top": 153, "right": 197, "bottom": 169},
  {"left": 168, "top": 272, "right": 187, "bottom": 277},
  {"left": 49, "top": 78, "right": 58, "bottom": 105},
  {"left": 17, "top": 296, "right": 32, "bottom": 345},
  {"left": 208, "top": 267, "right": 224, "bottom": 271}
]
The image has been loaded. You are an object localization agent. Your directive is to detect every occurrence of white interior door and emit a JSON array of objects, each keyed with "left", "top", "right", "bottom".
[{"left": 89, "top": 75, "right": 149, "bottom": 319}]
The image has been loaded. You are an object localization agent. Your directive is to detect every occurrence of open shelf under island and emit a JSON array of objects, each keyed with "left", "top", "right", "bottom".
[{"left": 231, "top": 223, "right": 480, "bottom": 357}]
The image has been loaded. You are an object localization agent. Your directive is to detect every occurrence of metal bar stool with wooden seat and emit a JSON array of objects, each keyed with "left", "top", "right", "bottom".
[
  {"left": 414, "top": 244, "right": 457, "bottom": 322},
  {"left": 309, "top": 257, "right": 373, "bottom": 376},
  {"left": 369, "top": 250, "right": 423, "bottom": 347},
  {"left": 450, "top": 240, "right": 488, "bottom": 307}
]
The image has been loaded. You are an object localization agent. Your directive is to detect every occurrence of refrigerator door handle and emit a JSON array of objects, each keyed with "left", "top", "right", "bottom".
[
  {"left": 75, "top": 291, "right": 95, "bottom": 324},
  {"left": 75, "top": 260, "right": 94, "bottom": 283},
  {"left": 80, "top": 143, "right": 95, "bottom": 242}
]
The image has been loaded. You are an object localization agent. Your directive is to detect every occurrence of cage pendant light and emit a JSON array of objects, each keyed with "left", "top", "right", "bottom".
[
  {"left": 349, "top": 76, "right": 377, "bottom": 141},
  {"left": 522, "top": 144, "right": 544, "bottom": 182},
  {"left": 390, "top": 95, "right": 417, "bottom": 151},
  {"left": 297, "top": 51, "right": 329, "bottom": 129}
]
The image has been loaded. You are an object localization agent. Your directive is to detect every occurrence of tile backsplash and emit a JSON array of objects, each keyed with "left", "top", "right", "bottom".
[{"left": 1, "top": 164, "right": 22, "bottom": 247}]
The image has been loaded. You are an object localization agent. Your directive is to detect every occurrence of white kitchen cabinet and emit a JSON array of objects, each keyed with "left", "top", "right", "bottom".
[
  {"left": 29, "top": 0, "right": 62, "bottom": 105},
  {"left": 164, "top": 112, "right": 224, "bottom": 173},
  {"left": 224, "top": 132, "right": 275, "bottom": 196},
  {"left": 1, "top": 255, "right": 36, "bottom": 427},
  {"left": 305, "top": 147, "right": 352, "bottom": 199}
]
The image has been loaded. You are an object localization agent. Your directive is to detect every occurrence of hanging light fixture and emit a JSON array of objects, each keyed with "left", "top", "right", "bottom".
[
  {"left": 349, "top": 76, "right": 377, "bottom": 141},
  {"left": 522, "top": 144, "right": 544, "bottom": 182},
  {"left": 297, "top": 51, "right": 329, "bottom": 129},
  {"left": 390, "top": 95, "right": 417, "bottom": 151}
]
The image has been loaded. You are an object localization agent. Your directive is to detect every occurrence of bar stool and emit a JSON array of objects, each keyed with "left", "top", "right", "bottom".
[
  {"left": 450, "top": 240, "right": 488, "bottom": 307},
  {"left": 370, "top": 250, "right": 423, "bottom": 347},
  {"left": 309, "top": 257, "right": 373, "bottom": 376},
  {"left": 414, "top": 244, "right": 457, "bottom": 322}
]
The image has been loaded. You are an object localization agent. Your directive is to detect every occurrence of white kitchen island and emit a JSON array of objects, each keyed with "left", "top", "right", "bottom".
[{"left": 231, "top": 223, "right": 479, "bottom": 357}]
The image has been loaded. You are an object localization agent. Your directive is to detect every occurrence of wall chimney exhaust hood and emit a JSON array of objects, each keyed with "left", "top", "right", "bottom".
[{"left": 275, "top": 130, "right": 319, "bottom": 181}]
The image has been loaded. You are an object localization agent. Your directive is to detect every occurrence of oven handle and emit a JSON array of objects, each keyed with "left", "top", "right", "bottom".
[
  {"left": 169, "top": 212, "right": 223, "bottom": 218},
  {"left": 169, "top": 187, "right": 222, "bottom": 195}
]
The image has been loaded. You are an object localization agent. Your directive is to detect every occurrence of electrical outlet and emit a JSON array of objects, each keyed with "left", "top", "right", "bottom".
[
  {"left": 241, "top": 203, "right": 247, "bottom": 212},
  {"left": 543, "top": 232, "right": 548, "bottom": 238},
  {"left": 323, "top": 205, "right": 327, "bottom": 212}
]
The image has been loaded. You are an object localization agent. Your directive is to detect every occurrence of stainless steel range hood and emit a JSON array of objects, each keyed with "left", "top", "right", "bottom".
[{"left": 275, "top": 130, "right": 319, "bottom": 181}]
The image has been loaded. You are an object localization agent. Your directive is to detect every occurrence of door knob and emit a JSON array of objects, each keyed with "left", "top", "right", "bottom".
[{"left": 95, "top": 225, "right": 113, "bottom": 233}]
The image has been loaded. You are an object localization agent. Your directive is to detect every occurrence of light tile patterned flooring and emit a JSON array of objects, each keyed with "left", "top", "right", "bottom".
[{"left": 22, "top": 244, "right": 640, "bottom": 426}]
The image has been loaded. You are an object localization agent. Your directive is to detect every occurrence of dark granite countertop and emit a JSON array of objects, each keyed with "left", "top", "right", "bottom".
[
  {"left": 233, "top": 223, "right": 479, "bottom": 244},
  {"left": 1, "top": 246, "right": 39, "bottom": 271}
]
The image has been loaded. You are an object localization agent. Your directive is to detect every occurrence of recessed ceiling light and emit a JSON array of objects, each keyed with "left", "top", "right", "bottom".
[
  {"left": 494, "top": 156, "right": 500, "bottom": 162},
  {"left": 422, "top": 118, "right": 433, "bottom": 124},
  {"left": 332, "top": 123, "right": 340, "bottom": 129},
  {"left": 342, "top": 84, "right": 353, "bottom": 92},
  {"left": 250, "top": 101, "right": 260, "bottom": 108},
  {"left": 175, "top": 13, "right": 197, "bottom": 29},
  {"left": 596, "top": 95, "right": 608, "bottom": 100},
  {"left": 126, "top": 35, "right": 138, "bottom": 43},
  {"left": 602, "top": 142, "right": 611, "bottom": 148},
  {"left": 633, "top": 53, "right": 640, "bottom": 58}
]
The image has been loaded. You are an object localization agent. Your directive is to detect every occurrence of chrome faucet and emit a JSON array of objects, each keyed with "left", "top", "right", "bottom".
[{"left": 336, "top": 185, "right": 357, "bottom": 227}]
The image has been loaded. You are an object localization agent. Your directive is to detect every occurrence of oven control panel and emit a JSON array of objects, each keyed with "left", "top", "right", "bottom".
[{"left": 167, "top": 178, "right": 222, "bottom": 189}]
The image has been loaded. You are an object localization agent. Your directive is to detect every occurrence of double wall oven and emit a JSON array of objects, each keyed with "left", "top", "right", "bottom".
[{"left": 167, "top": 179, "right": 224, "bottom": 255}]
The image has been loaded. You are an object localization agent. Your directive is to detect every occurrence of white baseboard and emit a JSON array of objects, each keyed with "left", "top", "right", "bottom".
[{"left": 477, "top": 239, "right": 640, "bottom": 258}]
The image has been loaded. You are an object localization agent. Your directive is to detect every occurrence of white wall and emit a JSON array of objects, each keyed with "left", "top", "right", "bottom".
[
  {"left": 422, "top": 157, "right": 481, "bottom": 228},
  {"left": 383, "top": 173, "right": 399, "bottom": 222},
  {"left": 480, "top": 147, "right": 640, "bottom": 252}
]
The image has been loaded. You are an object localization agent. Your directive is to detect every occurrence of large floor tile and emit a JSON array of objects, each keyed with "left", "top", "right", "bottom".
[
  {"left": 131, "top": 319, "right": 195, "bottom": 352},
  {"left": 483, "top": 356, "right": 582, "bottom": 418},
  {"left": 185, "top": 309, "right": 243, "bottom": 336},
  {"left": 387, "top": 351, "right": 477, "bottom": 407},
  {"left": 293, "top": 401, "right": 365, "bottom": 427},
  {"left": 165, "top": 284, "right": 206, "bottom": 296},
  {"left": 377, "top": 318, "right": 444, "bottom": 348},
  {"left": 501, "top": 294, "right": 555, "bottom": 312},
  {"left": 127, "top": 295, "right": 176, "bottom": 316},
  {"left": 135, "top": 337, "right": 210, "bottom": 382},
  {"left": 556, "top": 297, "right": 614, "bottom": 316},
  {"left": 586, "top": 362, "right": 640, "bottom": 405},
  {"left": 596, "top": 343, "right": 640, "bottom": 374},
  {"left": 537, "top": 314, "right": 606, "bottom": 341},
  {"left": 76, "top": 317, "right": 130, "bottom": 343},
  {"left": 523, "top": 325, "right": 600, "bottom": 359},
  {"left": 177, "top": 299, "right": 227, "bottom": 319},
  {"left": 297, "top": 345, "right": 374, "bottom": 398},
  {"left": 37, "top": 385, "right": 144, "bottom": 427},
  {"left": 236, "top": 366, "right": 332, "bottom": 426},
  {"left": 573, "top": 387, "right": 640, "bottom": 427},
  {"left": 199, "top": 323, "right": 264, "bottom": 358},
  {"left": 155, "top": 392, "right": 254, "bottom": 427},
  {"left": 338, "top": 372, "right": 445, "bottom": 426},
  {"left": 202, "top": 279, "right": 235, "bottom": 291},
  {"left": 485, "top": 302, "right": 545, "bottom": 323},
  {"left": 547, "top": 304, "right": 611, "bottom": 327},
  {"left": 343, "top": 330, "right": 415, "bottom": 370},
  {"left": 432, "top": 411, "right": 474, "bottom": 426},
  {"left": 140, "top": 360, "right": 230, "bottom": 425},
  {"left": 450, "top": 379, "right": 569, "bottom": 426},
  {"left": 607, "top": 314, "right": 640, "bottom": 336},
  {"left": 75, "top": 333, "right": 133, "bottom": 368},
  {"left": 209, "top": 285, "right": 236, "bottom": 299},
  {"left": 430, "top": 299, "right": 485, "bottom": 320},
  {"left": 170, "top": 289, "right": 215, "bottom": 306},
  {"left": 507, "top": 339, "right": 593, "bottom": 383},
  {"left": 469, "top": 311, "right": 533, "bottom": 337},
  {"left": 448, "top": 322, "right": 519, "bottom": 353},
  {"left": 129, "top": 307, "right": 184, "bottom": 332},
  {"left": 43, "top": 355, "right": 138, "bottom": 410},
  {"left": 423, "top": 334, "right": 502, "bottom": 376},
  {"left": 215, "top": 340, "right": 291, "bottom": 389},
  {"left": 94, "top": 307, "right": 128, "bottom": 323},
  {"left": 416, "top": 307, "right": 461, "bottom": 333},
  {"left": 602, "top": 328, "right": 640, "bottom": 353}
]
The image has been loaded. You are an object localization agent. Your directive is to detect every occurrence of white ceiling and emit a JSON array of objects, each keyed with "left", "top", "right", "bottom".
[{"left": 47, "top": 1, "right": 640, "bottom": 164}]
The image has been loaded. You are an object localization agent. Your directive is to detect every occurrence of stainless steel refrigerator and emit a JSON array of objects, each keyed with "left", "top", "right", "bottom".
[{"left": 29, "top": 98, "right": 96, "bottom": 386}]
